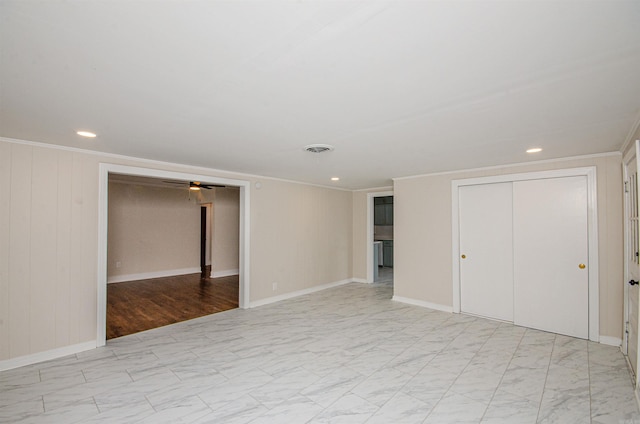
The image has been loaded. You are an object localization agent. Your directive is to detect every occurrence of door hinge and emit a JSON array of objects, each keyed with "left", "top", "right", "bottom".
[
  {"left": 625, "top": 180, "right": 630, "bottom": 193},
  {"left": 626, "top": 321, "right": 630, "bottom": 334}
]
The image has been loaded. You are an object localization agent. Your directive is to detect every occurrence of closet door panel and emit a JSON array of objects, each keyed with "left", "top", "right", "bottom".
[
  {"left": 513, "top": 176, "right": 589, "bottom": 339},
  {"left": 459, "top": 182, "right": 514, "bottom": 322}
]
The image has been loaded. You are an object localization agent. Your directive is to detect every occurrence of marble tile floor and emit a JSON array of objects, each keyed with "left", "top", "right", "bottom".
[{"left": 1, "top": 279, "right": 639, "bottom": 423}]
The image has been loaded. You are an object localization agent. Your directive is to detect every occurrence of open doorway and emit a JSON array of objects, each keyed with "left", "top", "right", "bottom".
[
  {"left": 201, "top": 204, "right": 209, "bottom": 276},
  {"left": 97, "top": 164, "right": 250, "bottom": 346},
  {"left": 104, "top": 175, "right": 241, "bottom": 339},
  {"left": 367, "top": 191, "right": 394, "bottom": 288}
]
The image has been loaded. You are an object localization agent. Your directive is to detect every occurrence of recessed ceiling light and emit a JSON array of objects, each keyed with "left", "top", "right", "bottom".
[
  {"left": 526, "top": 147, "right": 542, "bottom": 153},
  {"left": 77, "top": 131, "right": 97, "bottom": 138},
  {"left": 331, "top": 177, "right": 340, "bottom": 181},
  {"left": 304, "top": 144, "right": 334, "bottom": 153}
]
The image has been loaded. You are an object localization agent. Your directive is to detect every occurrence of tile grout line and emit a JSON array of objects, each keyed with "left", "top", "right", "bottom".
[
  {"left": 416, "top": 315, "right": 480, "bottom": 422},
  {"left": 477, "top": 324, "right": 527, "bottom": 423},
  {"left": 534, "top": 333, "right": 557, "bottom": 424},
  {"left": 359, "top": 311, "right": 458, "bottom": 423}
]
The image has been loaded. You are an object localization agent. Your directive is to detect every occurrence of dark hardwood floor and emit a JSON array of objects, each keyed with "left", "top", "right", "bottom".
[{"left": 106, "top": 268, "right": 239, "bottom": 339}]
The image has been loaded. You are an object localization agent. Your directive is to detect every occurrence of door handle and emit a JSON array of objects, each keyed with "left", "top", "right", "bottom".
[{"left": 629, "top": 280, "right": 639, "bottom": 286}]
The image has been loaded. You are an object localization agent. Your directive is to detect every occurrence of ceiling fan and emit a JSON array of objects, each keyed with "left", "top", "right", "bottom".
[{"left": 162, "top": 180, "right": 225, "bottom": 191}]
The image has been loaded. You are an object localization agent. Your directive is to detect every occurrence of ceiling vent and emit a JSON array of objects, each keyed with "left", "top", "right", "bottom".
[{"left": 304, "top": 144, "right": 334, "bottom": 153}]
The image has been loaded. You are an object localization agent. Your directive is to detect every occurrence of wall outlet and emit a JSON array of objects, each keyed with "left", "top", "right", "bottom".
[
  {"left": 272, "top": 282, "right": 277, "bottom": 291},
  {"left": 116, "top": 261, "right": 121, "bottom": 268}
]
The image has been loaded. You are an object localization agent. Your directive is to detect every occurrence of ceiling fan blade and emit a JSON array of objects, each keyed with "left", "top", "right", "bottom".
[{"left": 191, "top": 182, "right": 226, "bottom": 189}]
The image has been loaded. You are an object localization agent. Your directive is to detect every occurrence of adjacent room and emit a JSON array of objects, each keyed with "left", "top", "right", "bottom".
[
  {"left": 106, "top": 175, "right": 241, "bottom": 338},
  {"left": 1, "top": 1, "right": 640, "bottom": 422}
]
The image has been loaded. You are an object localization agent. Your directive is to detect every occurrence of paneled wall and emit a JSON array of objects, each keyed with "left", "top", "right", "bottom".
[
  {"left": 108, "top": 182, "right": 201, "bottom": 280},
  {"left": 250, "top": 180, "right": 353, "bottom": 301},
  {"left": 1, "top": 143, "right": 98, "bottom": 360},
  {"left": 0, "top": 138, "right": 354, "bottom": 363}
]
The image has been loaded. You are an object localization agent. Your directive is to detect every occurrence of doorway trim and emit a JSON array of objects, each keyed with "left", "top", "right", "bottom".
[
  {"left": 97, "top": 163, "right": 251, "bottom": 347},
  {"left": 201, "top": 203, "right": 213, "bottom": 271},
  {"left": 451, "top": 166, "right": 599, "bottom": 341},
  {"left": 623, "top": 144, "right": 639, "bottom": 363},
  {"left": 366, "top": 191, "right": 393, "bottom": 284}
]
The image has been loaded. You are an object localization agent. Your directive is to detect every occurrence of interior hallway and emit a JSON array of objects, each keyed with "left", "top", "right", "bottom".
[{"left": 1, "top": 279, "right": 637, "bottom": 423}]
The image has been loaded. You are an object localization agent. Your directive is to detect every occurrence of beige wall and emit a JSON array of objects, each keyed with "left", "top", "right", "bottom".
[
  {"left": 393, "top": 154, "right": 624, "bottom": 339},
  {"left": 210, "top": 187, "right": 240, "bottom": 275},
  {"left": 107, "top": 183, "right": 201, "bottom": 279},
  {"left": 250, "top": 180, "right": 353, "bottom": 300},
  {"left": 1, "top": 143, "right": 98, "bottom": 360},
  {"left": 0, "top": 138, "right": 353, "bottom": 362},
  {"left": 0, "top": 133, "right": 626, "bottom": 365}
]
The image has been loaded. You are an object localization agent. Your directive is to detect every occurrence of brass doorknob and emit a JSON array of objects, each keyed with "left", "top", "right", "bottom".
[
  {"left": 579, "top": 264, "right": 586, "bottom": 269},
  {"left": 461, "top": 254, "right": 466, "bottom": 259}
]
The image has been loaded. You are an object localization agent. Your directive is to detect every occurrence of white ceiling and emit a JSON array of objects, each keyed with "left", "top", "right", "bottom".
[{"left": 2, "top": 1, "right": 640, "bottom": 189}]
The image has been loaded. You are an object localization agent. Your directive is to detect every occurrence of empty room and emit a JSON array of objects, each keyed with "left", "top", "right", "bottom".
[{"left": 1, "top": 1, "right": 640, "bottom": 423}]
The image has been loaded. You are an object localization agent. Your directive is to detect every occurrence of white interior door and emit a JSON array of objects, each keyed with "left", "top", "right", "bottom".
[
  {"left": 624, "top": 145, "right": 640, "bottom": 378},
  {"left": 513, "top": 176, "right": 589, "bottom": 339},
  {"left": 459, "top": 183, "right": 514, "bottom": 322}
]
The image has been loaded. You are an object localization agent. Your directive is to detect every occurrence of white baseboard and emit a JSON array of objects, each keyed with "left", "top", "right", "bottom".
[
  {"left": 107, "top": 267, "right": 201, "bottom": 283},
  {"left": 599, "top": 336, "right": 622, "bottom": 347},
  {"left": 211, "top": 268, "right": 239, "bottom": 278},
  {"left": 392, "top": 296, "right": 453, "bottom": 313},
  {"left": 0, "top": 341, "right": 97, "bottom": 372},
  {"left": 351, "top": 278, "right": 368, "bottom": 284},
  {"left": 249, "top": 279, "right": 353, "bottom": 308}
]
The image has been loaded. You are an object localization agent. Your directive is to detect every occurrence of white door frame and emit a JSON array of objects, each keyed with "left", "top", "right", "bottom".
[
  {"left": 622, "top": 143, "right": 640, "bottom": 379},
  {"left": 451, "top": 166, "right": 599, "bottom": 341},
  {"left": 201, "top": 202, "right": 212, "bottom": 269},
  {"left": 366, "top": 190, "right": 393, "bottom": 284},
  {"left": 97, "top": 163, "right": 251, "bottom": 347},
  {"left": 623, "top": 148, "right": 635, "bottom": 356}
]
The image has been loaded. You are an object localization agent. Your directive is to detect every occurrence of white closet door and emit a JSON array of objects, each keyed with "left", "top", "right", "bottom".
[
  {"left": 513, "top": 176, "right": 589, "bottom": 339},
  {"left": 459, "top": 183, "right": 514, "bottom": 322}
]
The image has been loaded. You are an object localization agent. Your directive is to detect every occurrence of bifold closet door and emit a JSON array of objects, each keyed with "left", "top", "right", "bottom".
[
  {"left": 513, "top": 176, "right": 589, "bottom": 339},
  {"left": 459, "top": 182, "right": 514, "bottom": 322}
]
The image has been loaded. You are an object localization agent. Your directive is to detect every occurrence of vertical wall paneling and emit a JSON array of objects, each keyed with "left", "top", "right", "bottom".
[
  {"left": 107, "top": 183, "right": 201, "bottom": 279},
  {"left": 8, "top": 144, "right": 32, "bottom": 357},
  {"left": 0, "top": 140, "right": 351, "bottom": 363},
  {"left": 68, "top": 153, "right": 84, "bottom": 344},
  {"left": 30, "top": 147, "right": 59, "bottom": 352},
  {"left": 0, "top": 143, "right": 11, "bottom": 359},
  {"left": 79, "top": 157, "right": 98, "bottom": 342},
  {"left": 55, "top": 151, "right": 73, "bottom": 347}
]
